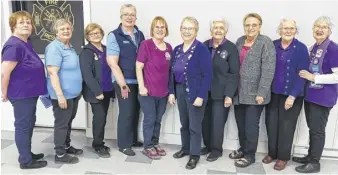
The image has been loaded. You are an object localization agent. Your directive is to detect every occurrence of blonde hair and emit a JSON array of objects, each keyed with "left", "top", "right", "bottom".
[
  {"left": 84, "top": 23, "right": 105, "bottom": 42},
  {"left": 52, "top": 18, "right": 72, "bottom": 34},
  {"left": 9, "top": 11, "right": 32, "bottom": 33},
  {"left": 150, "top": 16, "right": 169, "bottom": 37},
  {"left": 243, "top": 13, "right": 263, "bottom": 26},
  {"left": 181, "top": 16, "right": 199, "bottom": 33}
]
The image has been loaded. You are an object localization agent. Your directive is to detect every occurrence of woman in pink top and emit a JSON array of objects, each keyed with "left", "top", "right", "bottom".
[{"left": 136, "top": 16, "right": 172, "bottom": 160}]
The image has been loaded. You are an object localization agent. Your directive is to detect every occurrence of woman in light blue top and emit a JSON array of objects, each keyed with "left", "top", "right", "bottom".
[{"left": 45, "top": 18, "right": 83, "bottom": 164}]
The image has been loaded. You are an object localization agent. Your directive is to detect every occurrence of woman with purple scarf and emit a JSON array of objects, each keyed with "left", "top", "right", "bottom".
[{"left": 294, "top": 16, "right": 338, "bottom": 174}]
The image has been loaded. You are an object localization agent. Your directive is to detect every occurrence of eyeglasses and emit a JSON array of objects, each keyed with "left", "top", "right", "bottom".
[
  {"left": 181, "top": 27, "right": 195, "bottom": 32},
  {"left": 314, "top": 25, "right": 329, "bottom": 30},
  {"left": 282, "top": 27, "right": 296, "bottom": 31},
  {"left": 244, "top": 24, "right": 260, "bottom": 29},
  {"left": 121, "top": 13, "right": 136, "bottom": 18},
  {"left": 213, "top": 26, "right": 225, "bottom": 31},
  {"left": 88, "top": 32, "right": 102, "bottom": 37}
]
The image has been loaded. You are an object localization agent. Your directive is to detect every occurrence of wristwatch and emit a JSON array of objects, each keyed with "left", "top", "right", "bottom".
[{"left": 122, "top": 85, "right": 127, "bottom": 90}]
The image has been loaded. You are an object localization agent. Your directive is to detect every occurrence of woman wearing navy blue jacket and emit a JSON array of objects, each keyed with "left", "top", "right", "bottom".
[{"left": 168, "top": 16, "right": 212, "bottom": 170}]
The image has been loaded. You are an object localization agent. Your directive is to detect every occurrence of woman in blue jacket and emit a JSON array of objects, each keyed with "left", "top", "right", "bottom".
[{"left": 168, "top": 16, "right": 212, "bottom": 170}]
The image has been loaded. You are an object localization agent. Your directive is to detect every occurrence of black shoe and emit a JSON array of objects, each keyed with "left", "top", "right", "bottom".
[
  {"left": 292, "top": 156, "right": 310, "bottom": 164},
  {"left": 31, "top": 152, "right": 44, "bottom": 160},
  {"left": 173, "top": 150, "right": 188, "bottom": 159},
  {"left": 20, "top": 160, "right": 47, "bottom": 169},
  {"left": 66, "top": 146, "right": 83, "bottom": 155},
  {"left": 103, "top": 145, "right": 111, "bottom": 152},
  {"left": 132, "top": 141, "right": 143, "bottom": 147},
  {"left": 207, "top": 153, "right": 222, "bottom": 162},
  {"left": 186, "top": 158, "right": 198, "bottom": 169},
  {"left": 200, "top": 147, "right": 210, "bottom": 156},
  {"left": 119, "top": 148, "right": 135, "bottom": 156},
  {"left": 55, "top": 154, "right": 79, "bottom": 164},
  {"left": 295, "top": 162, "right": 320, "bottom": 173},
  {"left": 94, "top": 147, "right": 111, "bottom": 158}
]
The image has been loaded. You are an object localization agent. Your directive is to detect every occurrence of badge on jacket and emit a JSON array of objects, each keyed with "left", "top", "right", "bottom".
[
  {"left": 165, "top": 52, "right": 171, "bottom": 60},
  {"left": 220, "top": 50, "right": 228, "bottom": 59},
  {"left": 94, "top": 53, "right": 99, "bottom": 60}
]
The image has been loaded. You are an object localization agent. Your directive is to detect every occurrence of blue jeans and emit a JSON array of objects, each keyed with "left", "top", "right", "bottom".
[
  {"left": 9, "top": 97, "right": 38, "bottom": 164},
  {"left": 138, "top": 95, "right": 167, "bottom": 149}
]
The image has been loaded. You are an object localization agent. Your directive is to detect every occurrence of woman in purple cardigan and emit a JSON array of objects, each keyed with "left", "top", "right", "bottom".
[
  {"left": 168, "top": 16, "right": 212, "bottom": 170},
  {"left": 264, "top": 18, "right": 309, "bottom": 171}
]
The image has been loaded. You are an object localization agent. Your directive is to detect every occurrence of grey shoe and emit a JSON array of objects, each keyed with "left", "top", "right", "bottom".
[{"left": 55, "top": 154, "right": 79, "bottom": 164}]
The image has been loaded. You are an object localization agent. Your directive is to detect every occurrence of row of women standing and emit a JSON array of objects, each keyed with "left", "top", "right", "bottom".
[{"left": 2, "top": 4, "right": 338, "bottom": 174}]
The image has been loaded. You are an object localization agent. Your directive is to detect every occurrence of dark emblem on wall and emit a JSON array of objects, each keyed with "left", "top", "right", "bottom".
[
  {"left": 12, "top": 0, "right": 84, "bottom": 55},
  {"left": 32, "top": 0, "right": 74, "bottom": 42}
]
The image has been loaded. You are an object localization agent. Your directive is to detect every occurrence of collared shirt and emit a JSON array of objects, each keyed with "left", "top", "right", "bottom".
[
  {"left": 1, "top": 36, "right": 47, "bottom": 99},
  {"left": 209, "top": 38, "right": 227, "bottom": 59},
  {"left": 92, "top": 45, "right": 113, "bottom": 92},
  {"left": 106, "top": 27, "right": 139, "bottom": 84},
  {"left": 136, "top": 39, "right": 172, "bottom": 97},
  {"left": 45, "top": 39, "right": 82, "bottom": 99},
  {"left": 173, "top": 40, "right": 198, "bottom": 83}
]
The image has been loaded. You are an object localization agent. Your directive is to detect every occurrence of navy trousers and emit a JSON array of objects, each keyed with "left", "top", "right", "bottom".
[
  {"left": 176, "top": 84, "right": 207, "bottom": 157},
  {"left": 9, "top": 97, "right": 38, "bottom": 164},
  {"left": 114, "top": 83, "right": 140, "bottom": 149},
  {"left": 138, "top": 95, "right": 167, "bottom": 149}
]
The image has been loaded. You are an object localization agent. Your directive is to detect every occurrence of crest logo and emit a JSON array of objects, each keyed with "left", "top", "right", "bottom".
[
  {"left": 32, "top": 0, "right": 74, "bottom": 42},
  {"left": 220, "top": 50, "right": 228, "bottom": 59}
]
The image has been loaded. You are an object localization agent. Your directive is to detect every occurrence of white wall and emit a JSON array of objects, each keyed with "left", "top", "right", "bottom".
[
  {"left": 86, "top": 0, "right": 338, "bottom": 155},
  {"left": 92, "top": 0, "right": 338, "bottom": 48}
]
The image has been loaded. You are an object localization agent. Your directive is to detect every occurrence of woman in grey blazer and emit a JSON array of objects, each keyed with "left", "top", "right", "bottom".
[{"left": 228, "top": 13, "right": 276, "bottom": 168}]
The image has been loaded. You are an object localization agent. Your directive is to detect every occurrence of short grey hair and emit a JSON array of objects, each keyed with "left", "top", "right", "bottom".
[
  {"left": 120, "top": 4, "right": 137, "bottom": 16},
  {"left": 181, "top": 16, "right": 199, "bottom": 33},
  {"left": 313, "top": 16, "right": 334, "bottom": 32},
  {"left": 209, "top": 17, "right": 229, "bottom": 33},
  {"left": 52, "top": 18, "right": 72, "bottom": 34},
  {"left": 276, "top": 18, "right": 299, "bottom": 34}
]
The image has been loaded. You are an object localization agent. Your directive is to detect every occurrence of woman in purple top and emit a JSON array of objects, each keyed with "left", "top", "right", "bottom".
[
  {"left": 136, "top": 16, "right": 172, "bottom": 160},
  {"left": 79, "top": 23, "right": 114, "bottom": 158},
  {"left": 294, "top": 16, "right": 338, "bottom": 174},
  {"left": 1, "top": 11, "right": 47, "bottom": 169},
  {"left": 264, "top": 18, "right": 309, "bottom": 171},
  {"left": 168, "top": 17, "right": 212, "bottom": 170}
]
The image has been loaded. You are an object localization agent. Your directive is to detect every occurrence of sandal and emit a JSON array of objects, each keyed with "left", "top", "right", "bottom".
[
  {"left": 229, "top": 150, "right": 244, "bottom": 159},
  {"left": 235, "top": 157, "right": 253, "bottom": 168}
]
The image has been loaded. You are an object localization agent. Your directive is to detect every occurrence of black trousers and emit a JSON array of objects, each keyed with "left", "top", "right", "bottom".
[
  {"left": 234, "top": 104, "right": 264, "bottom": 161},
  {"left": 114, "top": 83, "right": 140, "bottom": 149},
  {"left": 210, "top": 99, "right": 230, "bottom": 156},
  {"left": 202, "top": 92, "right": 212, "bottom": 151},
  {"left": 176, "top": 84, "right": 206, "bottom": 157},
  {"left": 304, "top": 101, "right": 332, "bottom": 162},
  {"left": 90, "top": 91, "right": 115, "bottom": 149},
  {"left": 265, "top": 93, "right": 303, "bottom": 160},
  {"left": 52, "top": 96, "right": 80, "bottom": 155}
]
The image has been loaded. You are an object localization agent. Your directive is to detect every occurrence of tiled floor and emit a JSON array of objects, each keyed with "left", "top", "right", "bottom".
[{"left": 1, "top": 127, "right": 338, "bottom": 174}]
